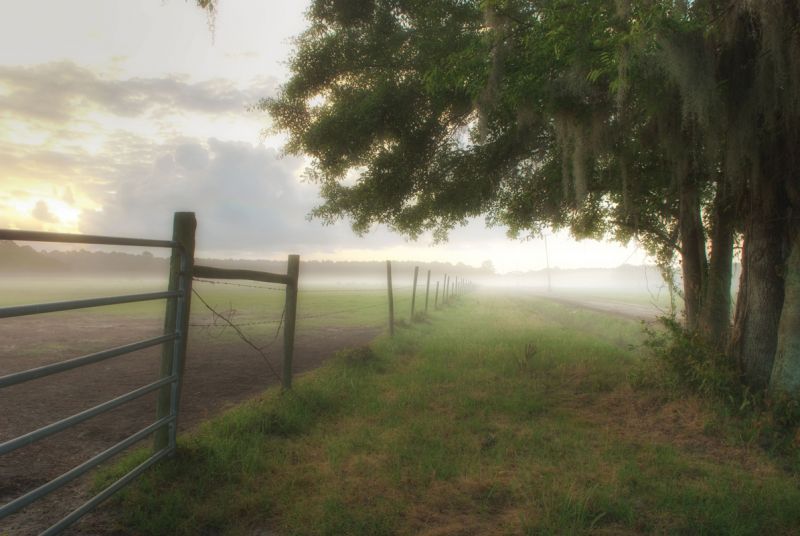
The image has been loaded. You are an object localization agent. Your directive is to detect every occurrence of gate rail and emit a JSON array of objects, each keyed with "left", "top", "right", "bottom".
[{"left": 0, "top": 213, "right": 195, "bottom": 535}]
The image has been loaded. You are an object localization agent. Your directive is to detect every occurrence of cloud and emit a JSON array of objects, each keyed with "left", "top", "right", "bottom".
[
  {"left": 32, "top": 200, "right": 57, "bottom": 223},
  {"left": 0, "top": 62, "right": 277, "bottom": 124},
  {"left": 75, "top": 135, "right": 406, "bottom": 255}
]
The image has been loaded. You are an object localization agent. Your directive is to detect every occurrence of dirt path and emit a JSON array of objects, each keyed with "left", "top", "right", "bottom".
[
  {"left": 0, "top": 314, "right": 381, "bottom": 535},
  {"left": 534, "top": 292, "right": 665, "bottom": 321}
]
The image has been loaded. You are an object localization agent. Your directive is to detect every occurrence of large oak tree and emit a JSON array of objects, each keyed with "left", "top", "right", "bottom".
[{"left": 253, "top": 0, "right": 799, "bottom": 397}]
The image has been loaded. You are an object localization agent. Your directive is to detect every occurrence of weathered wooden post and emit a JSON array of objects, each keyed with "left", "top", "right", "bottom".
[
  {"left": 282, "top": 254, "right": 300, "bottom": 390},
  {"left": 434, "top": 281, "right": 440, "bottom": 309},
  {"left": 410, "top": 266, "right": 419, "bottom": 321},
  {"left": 386, "top": 260, "right": 395, "bottom": 336},
  {"left": 443, "top": 274, "right": 448, "bottom": 304},
  {"left": 425, "top": 269, "right": 431, "bottom": 312},
  {"left": 155, "top": 211, "right": 196, "bottom": 452}
]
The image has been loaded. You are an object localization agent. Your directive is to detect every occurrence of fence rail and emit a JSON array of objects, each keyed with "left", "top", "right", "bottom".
[
  {"left": 193, "top": 265, "right": 292, "bottom": 286},
  {"left": 0, "top": 229, "right": 178, "bottom": 249},
  {"left": 0, "top": 290, "right": 180, "bottom": 319}
]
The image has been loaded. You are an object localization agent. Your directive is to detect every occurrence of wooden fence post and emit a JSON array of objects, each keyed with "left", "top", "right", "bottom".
[
  {"left": 443, "top": 274, "right": 448, "bottom": 304},
  {"left": 425, "top": 269, "right": 431, "bottom": 312},
  {"left": 387, "top": 260, "right": 395, "bottom": 336},
  {"left": 155, "top": 211, "right": 196, "bottom": 452},
  {"left": 282, "top": 254, "right": 300, "bottom": 390},
  {"left": 410, "top": 266, "right": 419, "bottom": 321},
  {"left": 434, "top": 281, "right": 440, "bottom": 309}
]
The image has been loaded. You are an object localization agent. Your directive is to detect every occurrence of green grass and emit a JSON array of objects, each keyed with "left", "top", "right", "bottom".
[{"left": 96, "top": 293, "right": 800, "bottom": 535}]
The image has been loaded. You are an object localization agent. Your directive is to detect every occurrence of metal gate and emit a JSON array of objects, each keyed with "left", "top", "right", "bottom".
[{"left": 0, "top": 214, "right": 194, "bottom": 534}]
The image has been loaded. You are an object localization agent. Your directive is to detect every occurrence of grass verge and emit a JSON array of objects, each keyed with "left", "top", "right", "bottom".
[{"left": 97, "top": 293, "right": 800, "bottom": 535}]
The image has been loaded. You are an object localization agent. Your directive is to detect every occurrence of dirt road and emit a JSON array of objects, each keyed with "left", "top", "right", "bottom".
[{"left": 534, "top": 292, "right": 668, "bottom": 321}]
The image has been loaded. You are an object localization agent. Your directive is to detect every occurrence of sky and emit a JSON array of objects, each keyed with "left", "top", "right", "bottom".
[{"left": 0, "top": 0, "right": 649, "bottom": 273}]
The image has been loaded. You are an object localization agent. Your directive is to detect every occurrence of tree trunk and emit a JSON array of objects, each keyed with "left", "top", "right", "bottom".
[
  {"left": 730, "top": 174, "right": 787, "bottom": 390},
  {"left": 699, "top": 181, "right": 735, "bottom": 349},
  {"left": 769, "top": 228, "right": 800, "bottom": 396},
  {"left": 679, "top": 176, "right": 708, "bottom": 332}
]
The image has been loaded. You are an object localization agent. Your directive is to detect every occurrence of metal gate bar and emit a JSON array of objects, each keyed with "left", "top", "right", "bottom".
[
  {"left": 0, "top": 290, "right": 180, "bottom": 318},
  {"left": 0, "top": 375, "right": 177, "bottom": 456},
  {"left": 0, "top": 333, "right": 178, "bottom": 388},
  {"left": 0, "top": 415, "right": 175, "bottom": 518}
]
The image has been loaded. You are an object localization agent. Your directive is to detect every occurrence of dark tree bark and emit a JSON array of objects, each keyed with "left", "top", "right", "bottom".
[
  {"left": 770, "top": 227, "right": 800, "bottom": 396},
  {"left": 699, "top": 180, "right": 736, "bottom": 349},
  {"left": 769, "top": 163, "right": 800, "bottom": 396},
  {"left": 679, "top": 173, "right": 708, "bottom": 332},
  {"left": 730, "top": 170, "right": 788, "bottom": 390}
]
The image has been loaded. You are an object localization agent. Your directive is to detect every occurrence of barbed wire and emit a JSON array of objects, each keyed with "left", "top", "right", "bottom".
[
  {"left": 193, "top": 277, "right": 285, "bottom": 291},
  {"left": 191, "top": 287, "right": 285, "bottom": 383},
  {"left": 299, "top": 285, "right": 413, "bottom": 292},
  {"left": 194, "top": 276, "right": 417, "bottom": 294}
]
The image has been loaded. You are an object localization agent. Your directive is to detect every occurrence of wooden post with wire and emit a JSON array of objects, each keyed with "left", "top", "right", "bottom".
[
  {"left": 443, "top": 274, "right": 448, "bottom": 304},
  {"left": 434, "top": 280, "right": 440, "bottom": 309},
  {"left": 424, "top": 269, "right": 431, "bottom": 312},
  {"left": 410, "top": 266, "right": 419, "bottom": 321},
  {"left": 282, "top": 254, "right": 300, "bottom": 390},
  {"left": 155, "top": 211, "right": 196, "bottom": 452},
  {"left": 386, "top": 260, "right": 395, "bottom": 336}
]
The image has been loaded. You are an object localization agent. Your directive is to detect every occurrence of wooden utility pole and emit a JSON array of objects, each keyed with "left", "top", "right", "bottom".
[
  {"left": 544, "top": 234, "right": 552, "bottom": 293},
  {"left": 386, "top": 260, "right": 394, "bottom": 336},
  {"left": 155, "top": 211, "right": 195, "bottom": 452},
  {"left": 282, "top": 254, "right": 300, "bottom": 390},
  {"left": 410, "top": 266, "right": 419, "bottom": 320}
]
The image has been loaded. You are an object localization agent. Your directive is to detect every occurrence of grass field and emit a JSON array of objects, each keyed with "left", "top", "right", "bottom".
[
  {"left": 0, "top": 276, "right": 422, "bottom": 329},
  {"left": 94, "top": 292, "right": 800, "bottom": 535}
]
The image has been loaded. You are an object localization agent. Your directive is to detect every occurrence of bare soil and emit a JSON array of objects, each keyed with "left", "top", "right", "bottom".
[
  {"left": 536, "top": 292, "right": 662, "bottom": 321},
  {"left": 0, "top": 313, "right": 380, "bottom": 535}
]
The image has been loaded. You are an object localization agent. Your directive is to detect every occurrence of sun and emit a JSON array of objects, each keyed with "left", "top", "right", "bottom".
[{"left": 5, "top": 196, "right": 82, "bottom": 233}]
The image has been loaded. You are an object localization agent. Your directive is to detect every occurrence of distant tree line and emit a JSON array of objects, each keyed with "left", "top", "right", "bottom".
[{"left": 0, "top": 241, "right": 494, "bottom": 278}]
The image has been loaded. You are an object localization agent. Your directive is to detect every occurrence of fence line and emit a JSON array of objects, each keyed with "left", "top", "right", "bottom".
[{"left": 0, "top": 215, "right": 476, "bottom": 535}]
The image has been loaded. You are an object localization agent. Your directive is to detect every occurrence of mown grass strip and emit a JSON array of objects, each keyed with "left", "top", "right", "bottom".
[{"left": 97, "top": 293, "right": 800, "bottom": 535}]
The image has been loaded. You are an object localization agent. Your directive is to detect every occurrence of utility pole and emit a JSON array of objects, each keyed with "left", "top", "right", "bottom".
[{"left": 544, "top": 233, "right": 552, "bottom": 293}]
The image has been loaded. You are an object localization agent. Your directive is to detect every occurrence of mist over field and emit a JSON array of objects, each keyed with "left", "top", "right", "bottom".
[{"left": 1, "top": 237, "right": 675, "bottom": 293}]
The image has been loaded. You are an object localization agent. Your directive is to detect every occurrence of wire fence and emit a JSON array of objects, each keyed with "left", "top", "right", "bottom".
[{"left": 187, "top": 268, "right": 471, "bottom": 384}]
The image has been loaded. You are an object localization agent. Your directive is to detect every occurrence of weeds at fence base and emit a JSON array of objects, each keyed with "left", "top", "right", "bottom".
[
  {"left": 636, "top": 315, "right": 800, "bottom": 468},
  {"left": 335, "top": 346, "right": 383, "bottom": 371},
  {"left": 411, "top": 312, "right": 429, "bottom": 323}
]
